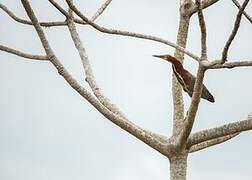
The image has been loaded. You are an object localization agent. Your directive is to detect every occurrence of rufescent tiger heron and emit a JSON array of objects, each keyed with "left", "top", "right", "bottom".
[{"left": 153, "top": 54, "right": 215, "bottom": 103}]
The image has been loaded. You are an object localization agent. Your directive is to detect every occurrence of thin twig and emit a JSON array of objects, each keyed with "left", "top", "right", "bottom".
[
  {"left": 63, "top": 0, "right": 200, "bottom": 61},
  {"left": 1, "top": 0, "right": 112, "bottom": 27},
  {"left": 232, "top": 0, "right": 252, "bottom": 24},
  {"left": 195, "top": 0, "right": 207, "bottom": 59},
  {"left": 0, "top": 44, "right": 48, "bottom": 60},
  {"left": 1, "top": 1, "right": 199, "bottom": 60},
  {"left": 66, "top": 1, "right": 127, "bottom": 118},
  {"left": 49, "top": 0, "right": 112, "bottom": 22},
  {"left": 189, "top": 133, "right": 239, "bottom": 153},
  {"left": 201, "top": 0, "right": 220, "bottom": 8},
  {"left": 20, "top": 0, "right": 169, "bottom": 157},
  {"left": 221, "top": 0, "right": 250, "bottom": 63},
  {"left": 190, "top": 0, "right": 220, "bottom": 15},
  {"left": 91, "top": 0, "right": 112, "bottom": 21},
  {"left": 0, "top": 3, "right": 73, "bottom": 27},
  {"left": 187, "top": 114, "right": 252, "bottom": 147},
  {"left": 207, "top": 60, "right": 252, "bottom": 69},
  {"left": 48, "top": 0, "right": 69, "bottom": 17}
]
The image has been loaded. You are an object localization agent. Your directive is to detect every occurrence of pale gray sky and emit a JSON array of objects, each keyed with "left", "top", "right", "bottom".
[{"left": 0, "top": 0, "right": 252, "bottom": 180}]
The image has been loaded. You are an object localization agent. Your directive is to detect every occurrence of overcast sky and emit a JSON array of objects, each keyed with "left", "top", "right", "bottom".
[{"left": 0, "top": 0, "right": 252, "bottom": 180}]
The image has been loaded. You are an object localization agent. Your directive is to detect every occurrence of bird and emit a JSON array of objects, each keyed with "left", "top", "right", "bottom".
[{"left": 153, "top": 54, "right": 215, "bottom": 103}]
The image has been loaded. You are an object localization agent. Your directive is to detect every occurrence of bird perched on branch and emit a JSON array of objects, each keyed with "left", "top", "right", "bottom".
[{"left": 153, "top": 54, "right": 215, "bottom": 103}]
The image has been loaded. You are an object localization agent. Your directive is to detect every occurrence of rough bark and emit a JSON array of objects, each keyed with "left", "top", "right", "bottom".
[
  {"left": 170, "top": 1, "right": 193, "bottom": 180},
  {"left": 170, "top": 154, "right": 188, "bottom": 180},
  {"left": 172, "top": 11, "right": 190, "bottom": 136}
]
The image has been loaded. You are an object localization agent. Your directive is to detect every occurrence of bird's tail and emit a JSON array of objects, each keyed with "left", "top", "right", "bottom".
[{"left": 202, "top": 85, "right": 215, "bottom": 103}]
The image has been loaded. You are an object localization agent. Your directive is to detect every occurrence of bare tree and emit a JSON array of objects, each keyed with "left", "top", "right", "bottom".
[{"left": 1, "top": 0, "right": 252, "bottom": 179}]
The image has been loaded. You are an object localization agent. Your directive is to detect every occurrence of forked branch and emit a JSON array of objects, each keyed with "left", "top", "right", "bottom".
[
  {"left": 20, "top": 0, "right": 169, "bottom": 157},
  {"left": 207, "top": 59, "right": 252, "bottom": 69},
  {"left": 232, "top": 0, "right": 252, "bottom": 24},
  {"left": 189, "top": 133, "right": 239, "bottom": 153},
  {"left": 190, "top": 0, "right": 221, "bottom": 15},
  {"left": 187, "top": 114, "right": 252, "bottom": 147},
  {"left": 66, "top": 1, "right": 126, "bottom": 118},
  {"left": 0, "top": 1, "right": 200, "bottom": 60},
  {"left": 221, "top": 0, "right": 250, "bottom": 63},
  {"left": 176, "top": 66, "right": 206, "bottom": 149},
  {"left": 1, "top": 0, "right": 112, "bottom": 27},
  {"left": 63, "top": 0, "right": 200, "bottom": 60},
  {"left": 175, "top": 0, "right": 208, "bottom": 150},
  {"left": 0, "top": 44, "right": 48, "bottom": 60},
  {"left": 0, "top": 3, "right": 76, "bottom": 27}
]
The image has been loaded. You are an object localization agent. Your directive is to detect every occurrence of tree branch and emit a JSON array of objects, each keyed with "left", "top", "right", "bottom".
[
  {"left": 175, "top": 0, "right": 208, "bottom": 150},
  {"left": 0, "top": 3, "right": 73, "bottom": 27},
  {"left": 49, "top": 0, "right": 112, "bottom": 22},
  {"left": 207, "top": 59, "right": 252, "bottom": 69},
  {"left": 90, "top": 0, "right": 112, "bottom": 21},
  {"left": 201, "top": 0, "right": 220, "bottom": 9},
  {"left": 176, "top": 65, "right": 206, "bottom": 149},
  {"left": 63, "top": 0, "right": 200, "bottom": 61},
  {"left": 0, "top": 44, "right": 48, "bottom": 60},
  {"left": 1, "top": 0, "right": 112, "bottom": 27},
  {"left": 187, "top": 113, "right": 252, "bottom": 147},
  {"left": 221, "top": 0, "right": 250, "bottom": 63},
  {"left": 20, "top": 0, "right": 170, "bottom": 157},
  {"left": 189, "top": 133, "right": 239, "bottom": 153},
  {"left": 171, "top": 1, "right": 194, "bottom": 136},
  {"left": 190, "top": 0, "right": 220, "bottom": 15},
  {"left": 232, "top": 0, "right": 252, "bottom": 24},
  {"left": 195, "top": 0, "right": 207, "bottom": 59},
  {"left": 47, "top": 0, "right": 200, "bottom": 61},
  {"left": 172, "top": 14, "right": 190, "bottom": 136},
  {"left": 66, "top": 1, "right": 126, "bottom": 118}
]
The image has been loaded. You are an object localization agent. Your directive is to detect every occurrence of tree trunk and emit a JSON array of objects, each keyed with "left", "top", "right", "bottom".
[
  {"left": 172, "top": 15, "right": 190, "bottom": 135},
  {"left": 170, "top": 154, "right": 188, "bottom": 180},
  {"left": 170, "top": 1, "right": 191, "bottom": 180}
]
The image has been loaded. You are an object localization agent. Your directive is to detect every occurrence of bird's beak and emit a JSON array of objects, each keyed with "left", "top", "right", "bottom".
[{"left": 152, "top": 55, "right": 167, "bottom": 60}]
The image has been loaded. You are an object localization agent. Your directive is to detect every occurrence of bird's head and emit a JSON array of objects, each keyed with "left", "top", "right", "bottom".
[{"left": 152, "top": 54, "right": 178, "bottom": 64}]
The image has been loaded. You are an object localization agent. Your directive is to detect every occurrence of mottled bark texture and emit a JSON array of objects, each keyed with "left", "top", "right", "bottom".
[
  {"left": 170, "top": 154, "right": 188, "bottom": 180},
  {"left": 170, "top": 1, "right": 193, "bottom": 179},
  {"left": 172, "top": 6, "right": 191, "bottom": 136}
]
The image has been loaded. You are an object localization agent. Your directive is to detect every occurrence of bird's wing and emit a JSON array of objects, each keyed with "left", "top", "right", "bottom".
[
  {"left": 182, "top": 71, "right": 195, "bottom": 96},
  {"left": 172, "top": 66, "right": 187, "bottom": 87}
]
